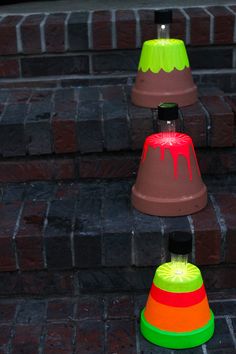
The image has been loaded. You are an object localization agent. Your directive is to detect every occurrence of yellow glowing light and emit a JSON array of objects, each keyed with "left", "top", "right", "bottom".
[{"left": 159, "top": 263, "right": 197, "bottom": 282}]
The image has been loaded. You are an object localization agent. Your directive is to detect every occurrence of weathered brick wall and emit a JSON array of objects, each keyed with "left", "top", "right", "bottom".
[{"left": 0, "top": 6, "right": 236, "bottom": 90}]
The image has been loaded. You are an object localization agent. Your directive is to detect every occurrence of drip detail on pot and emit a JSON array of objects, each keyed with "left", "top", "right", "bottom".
[{"left": 141, "top": 132, "right": 200, "bottom": 180}]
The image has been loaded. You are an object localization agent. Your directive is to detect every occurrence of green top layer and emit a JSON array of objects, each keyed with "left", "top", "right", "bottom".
[
  {"left": 153, "top": 262, "right": 203, "bottom": 293},
  {"left": 138, "top": 39, "right": 190, "bottom": 73}
]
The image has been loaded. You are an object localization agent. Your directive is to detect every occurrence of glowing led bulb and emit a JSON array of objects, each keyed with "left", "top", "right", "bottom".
[
  {"left": 159, "top": 119, "right": 176, "bottom": 133},
  {"left": 155, "top": 10, "right": 172, "bottom": 39},
  {"left": 157, "top": 103, "right": 178, "bottom": 134},
  {"left": 169, "top": 233, "right": 192, "bottom": 278},
  {"left": 158, "top": 24, "right": 169, "bottom": 39},
  {"left": 171, "top": 254, "right": 188, "bottom": 275}
]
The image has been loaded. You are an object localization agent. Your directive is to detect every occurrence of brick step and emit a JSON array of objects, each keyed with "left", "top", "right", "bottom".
[
  {"left": 0, "top": 6, "right": 236, "bottom": 90},
  {"left": 0, "top": 178, "right": 235, "bottom": 295},
  {"left": 0, "top": 292, "right": 235, "bottom": 354},
  {"left": 0, "top": 148, "right": 236, "bottom": 183},
  {"left": 0, "top": 86, "right": 235, "bottom": 158},
  {"left": 0, "top": 85, "right": 235, "bottom": 182}
]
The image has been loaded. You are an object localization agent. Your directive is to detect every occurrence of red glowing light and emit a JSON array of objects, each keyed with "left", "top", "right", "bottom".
[{"left": 141, "top": 132, "right": 200, "bottom": 180}]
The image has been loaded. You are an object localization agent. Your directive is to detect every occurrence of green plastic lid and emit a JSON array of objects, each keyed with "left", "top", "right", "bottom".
[
  {"left": 138, "top": 39, "right": 190, "bottom": 73},
  {"left": 153, "top": 262, "right": 203, "bottom": 293}
]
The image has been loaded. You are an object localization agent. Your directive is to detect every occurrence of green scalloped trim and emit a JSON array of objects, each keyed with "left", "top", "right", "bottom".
[
  {"left": 153, "top": 262, "right": 203, "bottom": 293},
  {"left": 140, "top": 309, "right": 214, "bottom": 349},
  {"left": 138, "top": 39, "right": 190, "bottom": 73}
]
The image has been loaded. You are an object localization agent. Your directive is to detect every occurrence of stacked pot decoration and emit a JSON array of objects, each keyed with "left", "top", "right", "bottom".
[{"left": 140, "top": 233, "right": 214, "bottom": 349}]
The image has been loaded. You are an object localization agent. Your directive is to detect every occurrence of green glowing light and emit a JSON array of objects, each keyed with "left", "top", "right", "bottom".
[
  {"left": 154, "top": 262, "right": 203, "bottom": 293},
  {"left": 138, "top": 39, "right": 190, "bottom": 73}
]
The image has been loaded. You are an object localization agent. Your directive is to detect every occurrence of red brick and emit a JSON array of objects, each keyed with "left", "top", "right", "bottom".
[
  {"left": 21, "top": 14, "right": 44, "bottom": 54},
  {"left": 214, "top": 193, "right": 236, "bottom": 263},
  {"left": 52, "top": 115, "right": 77, "bottom": 153},
  {"left": 106, "top": 319, "right": 136, "bottom": 354},
  {"left": 76, "top": 320, "right": 104, "bottom": 354},
  {"left": 197, "top": 148, "right": 236, "bottom": 175},
  {"left": 139, "top": 10, "right": 156, "bottom": 43},
  {"left": 45, "top": 323, "right": 74, "bottom": 354},
  {"left": 76, "top": 295, "right": 104, "bottom": 320},
  {"left": 192, "top": 198, "right": 221, "bottom": 265},
  {"left": 0, "top": 59, "right": 19, "bottom": 78},
  {"left": 180, "top": 101, "right": 207, "bottom": 147},
  {"left": 129, "top": 104, "right": 153, "bottom": 150},
  {"left": 92, "top": 11, "right": 112, "bottom": 50},
  {"left": 106, "top": 295, "right": 134, "bottom": 319},
  {"left": 12, "top": 324, "right": 42, "bottom": 354},
  {"left": 0, "top": 158, "right": 75, "bottom": 183},
  {"left": 0, "top": 202, "right": 20, "bottom": 271},
  {"left": 225, "top": 96, "right": 236, "bottom": 112},
  {"left": 0, "top": 237, "right": 16, "bottom": 272},
  {"left": 8, "top": 89, "right": 31, "bottom": 103},
  {"left": 55, "top": 182, "right": 80, "bottom": 199},
  {"left": 16, "top": 201, "right": 47, "bottom": 270},
  {"left": 30, "top": 90, "right": 53, "bottom": 102},
  {"left": 185, "top": 8, "right": 210, "bottom": 45},
  {"left": 45, "top": 13, "right": 66, "bottom": 53},
  {"left": 116, "top": 10, "right": 136, "bottom": 49},
  {"left": 199, "top": 87, "right": 224, "bottom": 97},
  {"left": 0, "top": 303, "right": 16, "bottom": 322},
  {"left": 200, "top": 96, "right": 234, "bottom": 147},
  {"left": 0, "top": 16, "right": 22, "bottom": 55},
  {"left": 0, "top": 80, "right": 58, "bottom": 89},
  {"left": 54, "top": 99, "right": 77, "bottom": 113},
  {"left": 101, "top": 85, "right": 124, "bottom": 101},
  {"left": 170, "top": 9, "right": 186, "bottom": 40},
  {"left": 47, "top": 299, "right": 74, "bottom": 320},
  {"left": 20, "top": 271, "right": 74, "bottom": 296},
  {"left": 79, "top": 155, "right": 139, "bottom": 178},
  {"left": 207, "top": 6, "right": 235, "bottom": 44},
  {"left": 0, "top": 325, "right": 11, "bottom": 347},
  {"left": 202, "top": 265, "right": 236, "bottom": 290}
]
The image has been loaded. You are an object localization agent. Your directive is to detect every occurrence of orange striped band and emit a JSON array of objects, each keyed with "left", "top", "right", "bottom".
[{"left": 144, "top": 295, "right": 211, "bottom": 332}]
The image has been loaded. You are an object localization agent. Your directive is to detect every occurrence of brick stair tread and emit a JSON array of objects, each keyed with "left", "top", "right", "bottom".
[
  {"left": 0, "top": 292, "right": 235, "bottom": 354},
  {"left": 0, "top": 85, "right": 235, "bottom": 182},
  {"left": 0, "top": 85, "right": 234, "bottom": 158},
  {"left": 0, "top": 178, "right": 235, "bottom": 276},
  {"left": 0, "top": 5, "right": 236, "bottom": 97}
]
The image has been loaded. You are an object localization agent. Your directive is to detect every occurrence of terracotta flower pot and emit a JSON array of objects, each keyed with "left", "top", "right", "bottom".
[
  {"left": 140, "top": 261, "right": 214, "bottom": 349},
  {"left": 132, "top": 39, "right": 197, "bottom": 108},
  {"left": 132, "top": 132, "right": 207, "bottom": 216}
]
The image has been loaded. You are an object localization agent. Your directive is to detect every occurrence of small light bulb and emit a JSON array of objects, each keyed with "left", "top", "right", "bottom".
[
  {"left": 175, "top": 269, "right": 183, "bottom": 275},
  {"left": 157, "top": 24, "right": 169, "bottom": 39}
]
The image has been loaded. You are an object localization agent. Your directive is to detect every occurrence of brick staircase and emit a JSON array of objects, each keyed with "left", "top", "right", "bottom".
[
  {"left": 0, "top": 4, "right": 234, "bottom": 298},
  {"left": 0, "top": 3, "right": 235, "bottom": 353}
]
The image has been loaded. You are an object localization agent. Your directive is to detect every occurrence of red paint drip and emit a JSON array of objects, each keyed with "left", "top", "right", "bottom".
[{"left": 141, "top": 132, "right": 200, "bottom": 180}]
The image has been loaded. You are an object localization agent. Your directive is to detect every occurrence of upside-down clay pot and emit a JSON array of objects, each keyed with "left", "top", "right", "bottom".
[
  {"left": 131, "top": 39, "right": 197, "bottom": 108},
  {"left": 131, "top": 132, "right": 207, "bottom": 216},
  {"left": 140, "top": 262, "right": 214, "bottom": 349}
]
